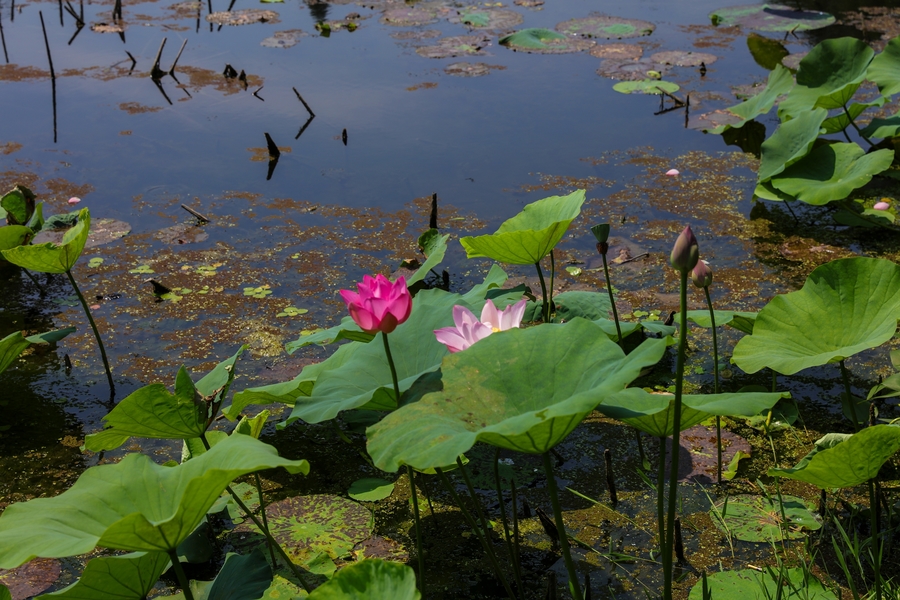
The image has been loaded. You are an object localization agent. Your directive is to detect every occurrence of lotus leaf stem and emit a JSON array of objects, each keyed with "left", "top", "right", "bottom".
[
  {"left": 535, "top": 261, "right": 550, "bottom": 323},
  {"left": 510, "top": 478, "right": 523, "bottom": 589},
  {"left": 702, "top": 286, "right": 721, "bottom": 483},
  {"left": 601, "top": 252, "right": 623, "bottom": 349},
  {"left": 663, "top": 269, "right": 690, "bottom": 600},
  {"left": 843, "top": 102, "right": 873, "bottom": 147},
  {"left": 869, "top": 478, "right": 882, "bottom": 600},
  {"left": 549, "top": 250, "right": 556, "bottom": 319},
  {"left": 167, "top": 548, "right": 194, "bottom": 600},
  {"left": 541, "top": 451, "right": 583, "bottom": 600},
  {"left": 254, "top": 472, "right": 277, "bottom": 568},
  {"left": 21, "top": 268, "right": 47, "bottom": 295},
  {"left": 657, "top": 436, "right": 667, "bottom": 564},
  {"left": 840, "top": 360, "right": 861, "bottom": 431},
  {"left": 66, "top": 269, "right": 115, "bottom": 397},
  {"left": 494, "top": 448, "right": 524, "bottom": 596}
]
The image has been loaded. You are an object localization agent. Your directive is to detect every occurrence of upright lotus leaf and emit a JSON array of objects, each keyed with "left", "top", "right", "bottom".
[
  {"left": 307, "top": 559, "right": 419, "bottom": 600},
  {"left": 868, "top": 35, "right": 900, "bottom": 98},
  {"left": 285, "top": 317, "right": 372, "bottom": 353},
  {"left": 180, "top": 549, "right": 272, "bottom": 600},
  {"left": 747, "top": 33, "right": 788, "bottom": 70},
  {"left": 0, "top": 434, "right": 309, "bottom": 568},
  {"left": 688, "top": 568, "right": 836, "bottom": 600},
  {"left": 84, "top": 347, "right": 246, "bottom": 451},
  {"left": 1, "top": 186, "right": 36, "bottom": 226},
  {"left": 407, "top": 229, "right": 449, "bottom": 286},
  {"left": 595, "top": 388, "right": 786, "bottom": 437},
  {"left": 36, "top": 552, "right": 170, "bottom": 599},
  {"left": 1, "top": 208, "right": 90, "bottom": 273},
  {"left": 459, "top": 190, "right": 585, "bottom": 264},
  {"left": 367, "top": 320, "right": 667, "bottom": 472},
  {"left": 0, "top": 225, "right": 33, "bottom": 251},
  {"left": 861, "top": 112, "right": 900, "bottom": 139},
  {"left": 706, "top": 64, "right": 794, "bottom": 134},
  {"left": 821, "top": 98, "right": 885, "bottom": 134},
  {"left": 769, "top": 425, "right": 900, "bottom": 488},
  {"left": 680, "top": 310, "right": 756, "bottom": 334},
  {"left": 778, "top": 38, "right": 874, "bottom": 117},
  {"left": 733, "top": 258, "right": 900, "bottom": 375},
  {"left": 0, "top": 585, "right": 9, "bottom": 600},
  {"left": 284, "top": 288, "right": 472, "bottom": 425},
  {"left": 768, "top": 143, "right": 895, "bottom": 205},
  {"left": 757, "top": 108, "right": 827, "bottom": 182},
  {"left": 0, "top": 327, "right": 76, "bottom": 375}
]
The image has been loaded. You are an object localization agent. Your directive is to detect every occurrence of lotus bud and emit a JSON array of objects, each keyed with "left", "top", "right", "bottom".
[
  {"left": 670, "top": 226, "right": 699, "bottom": 274},
  {"left": 692, "top": 260, "right": 712, "bottom": 288},
  {"left": 591, "top": 223, "right": 610, "bottom": 255}
]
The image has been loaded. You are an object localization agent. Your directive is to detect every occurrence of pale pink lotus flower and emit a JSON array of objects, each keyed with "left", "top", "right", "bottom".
[
  {"left": 434, "top": 298, "right": 527, "bottom": 353},
  {"left": 665, "top": 169, "right": 680, "bottom": 176},
  {"left": 68, "top": 197, "right": 81, "bottom": 205},
  {"left": 874, "top": 201, "right": 891, "bottom": 210}
]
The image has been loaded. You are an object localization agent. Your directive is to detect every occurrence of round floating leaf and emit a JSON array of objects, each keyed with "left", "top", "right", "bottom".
[
  {"left": 689, "top": 568, "right": 836, "bottom": 600},
  {"left": 36, "top": 552, "right": 170, "bottom": 599},
  {"left": 596, "top": 388, "right": 785, "bottom": 438},
  {"left": 348, "top": 478, "right": 395, "bottom": 502},
  {"left": 460, "top": 190, "right": 585, "bottom": 264},
  {"left": 712, "top": 494, "right": 819, "bottom": 542},
  {"left": 778, "top": 37, "right": 874, "bottom": 116},
  {"left": 0, "top": 435, "right": 309, "bottom": 568},
  {"left": 590, "top": 43, "right": 643, "bottom": 60},
  {"left": 733, "top": 258, "right": 900, "bottom": 375},
  {"left": 757, "top": 107, "right": 827, "bottom": 182},
  {"left": 650, "top": 50, "right": 717, "bottom": 66},
  {"left": 768, "top": 143, "right": 895, "bottom": 205},
  {"left": 367, "top": 322, "right": 667, "bottom": 472},
  {"left": 708, "top": 4, "right": 835, "bottom": 32},
  {"left": 680, "top": 310, "right": 757, "bottom": 334},
  {"left": 499, "top": 28, "right": 595, "bottom": 54},
  {"left": 555, "top": 16, "right": 654, "bottom": 39},
  {"left": 597, "top": 59, "right": 669, "bottom": 81},
  {"left": 1, "top": 208, "right": 90, "bottom": 273},
  {"left": 380, "top": 5, "right": 439, "bottom": 26},
  {"left": 867, "top": 35, "right": 900, "bottom": 97},
  {"left": 613, "top": 80, "right": 680, "bottom": 95},
  {"left": 307, "top": 559, "right": 419, "bottom": 600},
  {"left": 769, "top": 425, "right": 900, "bottom": 488},
  {"left": 206, "top": 9, "right": 278, "bottom": 25},
  {"left": 450, "top": 8, "right": 522, "bottom": 29},
  {"left": 443, "top": 62, "right": 493, "bottom": 77},
  {"left": 416, "top": 35, "right": 490, "bottom": 59}
]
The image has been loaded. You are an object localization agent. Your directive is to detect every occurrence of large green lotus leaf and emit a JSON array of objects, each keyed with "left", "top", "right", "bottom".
[
  {"left": 688, "top": 568, "right": 836, "bottom": 600},
  {"left": 1, "top": 186, "right": 35, "bottom": 226},
  {"left": 284, "top": 288, "right": 471, "bottom": 425},
  {"left": 182, "top": 549, "right": 272, "bottom": 600},
  {"left": 285, "top": 317, "right": 373, "bottom": 353},
  {"left": 612, "top": 80, "right": 680, "bottom": 95},
  {"left": 778, "top": 38, "right": 874, "bottom": 116},
  {"left": 868, "top": 35, "right": 900, "bottom": 97},
  {"left": 821, "top": 98, "right": 885, "bottom": 135},
  {"left": 367, "top": 321, "right": 667, "bottom": 472},
  {"left": 747, "top": 33, "right": 788, "bottom": 70},
  {"left": 0, "top": 585, "right": 9, "bottom": 600},
  {"left": 861, "top": 112, "right": 900, "bottom": 139},
  {"left": 680, "top": 310, "right": 757, "bottom": 334},
  {"left": 308, "top": 559, "right": 419, "bottom": 600},
  {"left": 733, "top": 258, "right": 900, "bottom": 375},
  {"left": 499, "top": 29, "right": 593, "bottom": 54},
  {"left": 595, "top": 388, "right": 785, "bottom": 437},
  {"left": 0, "top": 208, "right": 90, "bottom": 273},
  {"left": 707, "top": 65, "right": 794, "bottom": 134},
  {"left": 768, "top": 143, "right": 895, "bottom": 205},
  {"left": 712, "top": 494, "right": 819, "bottom": 542},
  {"left": 459, "top": 191, "right": 585, "bottom": 264},
  {"left": 769, "top": 425, "right": 900, "bottom": 488},
  {"left": 757, "top": 108, "right": 827, "bottom": 182},
  {"left": 407, "top": 229, "right": 449, "bottom": 286},
  {"left": 0, "top": 225, "right": 32, "bottom": 251},
  {"left": 0, "top": 327, "right": 76, "bottom": 375},
  {"left": 85, "top": 348, "right": 245, "bottom": 451},
  {"left": 36, "top": 552, "right": 170, "bottom": 599},
  {"left": 709, "top": 5, "right": 835, "bottom": 32},
  {"left": 0, "top": 435, "right": 309, "bottom": 567}
]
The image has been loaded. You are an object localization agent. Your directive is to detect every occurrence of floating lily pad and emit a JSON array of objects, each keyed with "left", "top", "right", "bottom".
[
  {"left": 589, "top": 43, "right": 643, "bottom": 60},
  {"left": 668, "top": 424, "right": 751, "bottom": 484},
  {"left": 709, "top": 4, "right": 835, "bottom": 32},
  {"left": 555, "top": 15, "right": 655, "bottom": 39},
  {"left": 261, "top": 29, "right": 306, "bottom": 48},
  {"left": 650, "top": 50, "right": 717, "bottom": 66},
  {"left": 416, "top": 35, "right": 490, "bottom": 59},
  {"left": 613, "top": 79, "right": 680, "bottom": 95},
  {"left": 499, "top": 28, "right": 595, "bottom": 54},
  {"left": 444, "top": 62, "right": 495, "bottom": 77},
  {"left": 596, "top": 58, "right": 668, "bottom": 81},
  {"left": 449, "top": 8, "right": 523, "bottom": 29},
  {"left": 0, "top": 558, "right": 60, "bottom": 599},
  {"left": 154, "top": 223, "right": 209, "bottom": 245},
  {"left": 380, "top": 5, "right": 440, "bottom": 26},
  {"left": 207, "top": 9, "right": 279, "bottom": 25},
  {"left": 689, "top": 568, "right": 836, "bottom": 600},
  {"left": 712, "top": 494, "right": 819, "bottom": 542}
]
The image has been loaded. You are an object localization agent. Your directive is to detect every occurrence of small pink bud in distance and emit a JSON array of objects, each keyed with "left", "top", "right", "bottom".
[
  {"left": 68, "top": 197, "right": 81, "bottom": 205},
  {"left": 692, "top": 260, "right": 712, "bottom": 288},
  {"left": 665, "top": 169, "right": 679, "bottom": 176},
  {"left": 874, "top": 201, "right": 890, "bottom": 211},
  {"left": 670, "top": 226, "right": 699, "bottom": 274}
]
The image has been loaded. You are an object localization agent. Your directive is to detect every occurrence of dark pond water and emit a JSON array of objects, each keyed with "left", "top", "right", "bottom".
[{"left": 3, "top": 0, "right": 900, "bottom": 596}]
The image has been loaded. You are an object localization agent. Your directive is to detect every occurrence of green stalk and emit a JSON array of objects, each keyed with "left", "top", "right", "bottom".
[
  {"left": 869, "top": 478, "right": 882, "bottom": 600},
  {"left": 601, "top": 252, "right": 624, "bottom": 348},
  {"left": 66, "top": 269, "right": 115, "bottom": 396},
  {"left": 664, "top": 269, "right": 690, "bottom": 600},
  {"left": 657, "top": 436, "right": 667, "bottom": 562},
  {"left": 436, "top": 468, "right": 517, "bottom": 600},
  {"left": 541, "top": 451, "right": 584, "bottom": 600},
  {"left": 511, "top": 478, "right": 522, "bottom": 586},
  {"left": 167, "top": 549, "right": 194, "bottom": 600},
  {"left": 840, "top": 360, "right": 861, "bottom": 431},
  {"left": 549, "top": 250, "right": 556, "bottom": 318},
  {"left": 254, "top": 473, "right": 277, "bottom": 568},
  {"left": 381, "top": 333, "right": 425, "bottom": 592},
  {"left": 843, "top": 102, "right": 873, "bottom": 147},
  {"left": 495, "top": 449, "right": 524, "bottom": 595},
  {"left": 535, "top": 261, "right": 550, "bottom": 323},
  {"left": 702, "top": 286, "right": 721, "bottom": 484}
]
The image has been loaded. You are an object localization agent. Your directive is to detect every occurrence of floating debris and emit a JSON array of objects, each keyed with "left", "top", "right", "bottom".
[
  {"left": 555, "top": 15, "right": 655, "bottom": 39},
  {"left": 91, "top": 22, "right": 125, "bottom": 33},
  {"left": 444, "top": 62, "right": 504, "bottom": 77},
  {"left": 650, "top": 50, "right": 718, "bottom": 67},
  {"left": 596, "top": 58, "right": 669, "bottom": 81},
  {"left": 154, "top": 223, "right": 209, "bottom": 244},
  {"left": 380, "top": 5, "right": 441, "bottom": 26},
  {"left": 449, "top": 7, "right": 523, "bottom": 30},
  {"left": 416, "top": 35, "right": 491, "bottom": 59},
  {"left": 206, "top": 9, "right": 279, "bottom": 26},
  {"left": 589, "top": 42, "right": 643, "bottom": 60},
  {"left": 260, "top": 29, "right": 306, "bottom": 48}
]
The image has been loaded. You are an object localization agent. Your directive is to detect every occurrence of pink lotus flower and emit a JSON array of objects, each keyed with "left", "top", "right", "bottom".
[
  {"left": 340, "top": 274, "right": 412, "bottom": 334},
  {"left": 874, "top": 201, "right": 890, "bottom": 210},
  {"left": 665, "top": 169, "right": 680, "bottom": 176},
  {"left": 434, "top": 298, "right": 527, "bottom": 353},
  {"left": 67, "top": 197, "right": 81, "bottom": 205},
  {"left": 692, "top": 259, "right": 712, "bottom": 288},
  {"left": 670, "top": 225, "right": 699, "bottom": 274}
]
